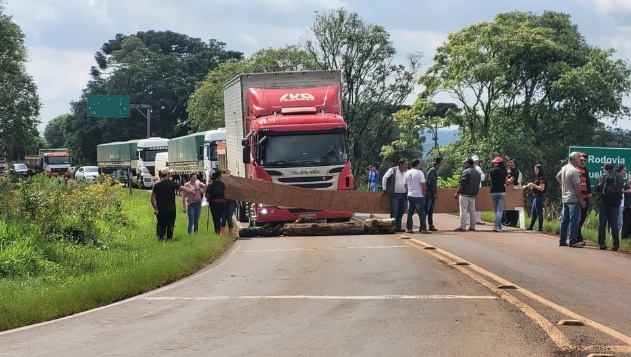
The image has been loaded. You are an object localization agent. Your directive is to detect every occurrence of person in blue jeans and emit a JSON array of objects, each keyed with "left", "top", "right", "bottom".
[
  {"left": 182, "top": 172, "right": 207, "bottom": 235},
  {"left": 488, "top": 156, "right": 508, "bottom": 232},
  {"left": 404, "top": 159, "right": 428, "bottom": 233},
  {"left": 382, "top": 158, "right": 409, "bottom": 231},
  {"left": 526, "top": 164, "right": 547, "bottom": 231},
  {"left": 368, "top": 165, "right": 380, "bottom": 192},
  {"left": 556, "top": 152, "right": 586, "bottom": 247}
]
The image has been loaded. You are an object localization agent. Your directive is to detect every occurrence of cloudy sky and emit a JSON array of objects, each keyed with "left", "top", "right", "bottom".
[{"left": 5, "top": 0, "right": 631, "bottom": 134}]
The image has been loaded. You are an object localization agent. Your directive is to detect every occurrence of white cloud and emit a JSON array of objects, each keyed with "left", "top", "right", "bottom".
[
  {"left": 23, "top": 47, "right": 95, "bottom": 132},
  {"left": 594, "top": 0, "right": 631, "bottom": 13}
]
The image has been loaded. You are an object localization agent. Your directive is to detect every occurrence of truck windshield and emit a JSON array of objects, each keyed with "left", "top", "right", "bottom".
[
  {"left": 207, "top": 142, "right": 218, "bottom": 161},
  {"left": 47, "top": 156, "right": 70, "bottom": 165},
  {"left": 262, "top": 132, "right": 347, "bottom": 167},
  {"left": 139, "top": 149, "right": 165, "bottom": 161},
  {"left": 0, "top": 157, "right": 7, "bottom": 163}
]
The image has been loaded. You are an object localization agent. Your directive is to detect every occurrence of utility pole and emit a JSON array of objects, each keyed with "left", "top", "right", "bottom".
[{"left": 130, "top": 104, "right": 152, "bottom": 138}]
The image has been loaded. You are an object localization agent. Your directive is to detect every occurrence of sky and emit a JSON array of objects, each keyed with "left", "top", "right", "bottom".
[{"left": 5, "top": 0, "right": 631, "bottom": 134}]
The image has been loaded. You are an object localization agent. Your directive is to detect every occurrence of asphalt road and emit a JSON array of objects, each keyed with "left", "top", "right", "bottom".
[{"left": 1, "top": 213, "right": 630, "bottom": 356}]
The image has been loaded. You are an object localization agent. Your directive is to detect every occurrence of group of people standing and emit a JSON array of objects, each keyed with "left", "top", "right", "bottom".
[
  {"left": 454, "top": 155, "right": 524, "bottom": 232},
  {"left": 150, "top": 167, "right": 236, "bottom": 240},
  {"left": 379, "top": 157, "right": 442, "bottom": 233},
  {"left": 557, "top": 152, "right": 631, "bottom": 250}
]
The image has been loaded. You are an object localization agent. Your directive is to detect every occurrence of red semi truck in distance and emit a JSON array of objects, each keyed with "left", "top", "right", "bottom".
[{"left": 224, "top": 70, "right": 362, "bottom": 226}]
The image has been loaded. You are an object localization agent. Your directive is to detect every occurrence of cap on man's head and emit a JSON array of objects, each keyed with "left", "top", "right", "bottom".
[
  {"left": 463, "top": 157, "right": 474, "bottom": 165},
  {"left": 491, "top": 156, "right": 503, "bottom": 163},
  {"left": 433, "top": 157, "right": 442, "bottom": 164},
  {"left": 580, "top": 152, "right": 587, "bottom": 158},
  {"left": 471, "top": 155, "right": 479, "bottom": 162},
  {"left": 160, "top": 167, "right": 173, "bottom": 175}
]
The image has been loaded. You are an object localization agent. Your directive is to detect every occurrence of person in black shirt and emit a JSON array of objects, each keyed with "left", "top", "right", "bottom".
[
  {"left": 489, "top": 156, "right": 509, "bottom": 232},
  {"left": 502, "top": 157, "right": 522, "bottom": 227},
  {"left": 526, "top": 164, "right": 547, "bottom": 231},
  {"left": 151, "top": 167, "right": 195, "bottom": 240},
  {"left": 205, "top": 169, "right": 227, "bottom": 234},
  {"left": 425, "top": 157, "right": 441, "bottom": 231}
]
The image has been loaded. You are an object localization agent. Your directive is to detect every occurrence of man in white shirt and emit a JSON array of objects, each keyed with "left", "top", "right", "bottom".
[
  {"left": 471, "top": 155, "right": 486, "bottom": 225},
  {"left": 404, "top": 159, "right": 429, "bottom": 233},
  {"left": 382, "top": 158, "right": 408, "bottom": 231}
]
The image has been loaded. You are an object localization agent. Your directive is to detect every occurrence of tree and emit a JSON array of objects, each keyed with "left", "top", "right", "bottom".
[
  {"left": 420, "top": 11, "right": 631, "bottom": 144},
  {"left": 64, "top": 31, "right": 243, "bottom": 164},
  {"left": 0, "top": 1, "right": 42, "bottom": 160},
  {"left": 303, "top": 8, "right": 422, "bottom": 180},
  {"left": 44, "top": 114, "right": 70, "bottom": 148},
  {"left": 419, "top": 11, "right": 631, "bottom": 208},
  {"left": 187, "top": 45, "right": 320, "bottom": 131}
]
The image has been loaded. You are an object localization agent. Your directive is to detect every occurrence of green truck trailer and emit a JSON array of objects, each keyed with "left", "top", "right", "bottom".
[
  {"left": 96, "top": 140, "right": 139, "bottom": 184},
  {"left": 167, "top": 129, "right": 225, "bottom": 184}
]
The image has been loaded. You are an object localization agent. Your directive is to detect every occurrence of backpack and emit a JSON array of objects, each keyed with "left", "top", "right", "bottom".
[{"left": 599, "top": 172, "right": 622, "bottom": 206}]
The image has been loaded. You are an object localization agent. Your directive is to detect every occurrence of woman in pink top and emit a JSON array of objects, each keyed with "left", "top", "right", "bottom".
[{"left": 182, "top": 172, "right": 207, "bottom": 235}]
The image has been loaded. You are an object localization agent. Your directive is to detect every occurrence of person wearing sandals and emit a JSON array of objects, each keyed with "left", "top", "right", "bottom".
[
  {"left": 489, "top": 156, "right": 509, "bottom": 232},
  {"left": 205, "top": 170, "right": 227, "bottom": 235},
  {"left": 454, "top": 157, "right": 481, "bottom": 231},
  {"left": 526, "top": 164, "right": 547, "bottom": 232}
]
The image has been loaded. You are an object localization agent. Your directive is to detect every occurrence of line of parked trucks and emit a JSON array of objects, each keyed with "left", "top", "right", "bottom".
[
  {"left": 1, "top": 70, "right": 361, "bottom": 226},
  {"left": 98, "top": 69, "right": 362, "bottom": 226}
]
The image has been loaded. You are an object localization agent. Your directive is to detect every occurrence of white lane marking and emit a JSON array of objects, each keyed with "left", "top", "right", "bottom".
[
  {"left": 143, "top": 295, "right": 498, "bottom": 301},
  {"left": 242, "top": 245, "right": 409, "bottom": 252}
]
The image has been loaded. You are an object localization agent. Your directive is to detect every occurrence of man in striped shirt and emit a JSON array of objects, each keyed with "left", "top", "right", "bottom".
[{"left": 576, "top": 152, "right": 592, "bottom": 246}]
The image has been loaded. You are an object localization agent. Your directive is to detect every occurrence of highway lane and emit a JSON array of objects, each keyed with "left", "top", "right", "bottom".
[
  {"left": 0, "top": 233, "right": 558, "bottom": 356},
  {"left": 395, "top": 212, "right": 631, "bottom": 356}
]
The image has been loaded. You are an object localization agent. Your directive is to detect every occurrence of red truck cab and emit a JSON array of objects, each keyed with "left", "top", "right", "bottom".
[{"left": 240, "top": 85, "right": 362, "bottom": 225}]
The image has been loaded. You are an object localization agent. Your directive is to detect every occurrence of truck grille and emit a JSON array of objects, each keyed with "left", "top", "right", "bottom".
[{"left": 50, "top": 167, "right": 67, "bottom": 173}]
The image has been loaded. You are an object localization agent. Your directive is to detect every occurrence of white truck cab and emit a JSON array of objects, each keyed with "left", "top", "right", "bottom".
[
  {"left": 135, "top": 138, "right": 168, "bottom": 188},
  {"left": 203, "top": 129, "right": 226, "bottom": 183}
]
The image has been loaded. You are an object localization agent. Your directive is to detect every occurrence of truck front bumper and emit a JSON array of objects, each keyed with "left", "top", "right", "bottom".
[{"left": 254, "top": 206, "right": 354, "bottom": 224}]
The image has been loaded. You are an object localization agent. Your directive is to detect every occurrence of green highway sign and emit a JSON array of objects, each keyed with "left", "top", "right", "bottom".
[
  {"left": 569, "top": 146, "right": 630, "bottom": 185},
  {"left": 87, "top": 95, "right": 130, "bottom": 117}
]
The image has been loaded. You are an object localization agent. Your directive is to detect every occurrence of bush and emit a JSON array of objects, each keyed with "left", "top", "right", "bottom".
[
  {"left": 0, "top": 174, "right": 232, "bottom": 332},
  {"left": 0, "top": 174, "right": 124, "bottom": 278}
]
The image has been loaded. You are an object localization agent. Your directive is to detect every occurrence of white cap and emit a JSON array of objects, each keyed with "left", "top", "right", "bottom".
[{"left": 471, "top": 155, "right": 479, "bottom": 161}]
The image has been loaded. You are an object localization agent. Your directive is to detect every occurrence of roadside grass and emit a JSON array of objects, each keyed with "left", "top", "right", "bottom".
[
  {"left": 0, "top": 177, "right": 233, "bottom": 332},
  {"left": 479, "top": 211, "right": 631, "bottom": 251}
]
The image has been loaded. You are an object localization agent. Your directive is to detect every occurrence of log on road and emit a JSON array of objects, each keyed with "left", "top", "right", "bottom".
[
  {"left": 283, "top": 221, "right": 365, "bottom": 236},
  {"left": 238, "top": 224, "right": 283, "bottom": 238},
  {"left": 364, "top": 218, "right": 397, "bottom": 235}
]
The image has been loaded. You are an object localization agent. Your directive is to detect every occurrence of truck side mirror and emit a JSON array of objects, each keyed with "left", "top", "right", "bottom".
[
  {"left": 241, "top": 138, "right": 250, "bottom": 164},
  {"left": 242, "top": 146, "right": 250, "bottom": 164},
  {"left": 353, "top": 134, "right": 362, "bottom": 159}
]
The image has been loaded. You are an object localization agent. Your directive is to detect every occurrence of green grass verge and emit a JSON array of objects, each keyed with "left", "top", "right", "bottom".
[
  {"left": 478, "top": 211, "right": 631, "bottom": 251},
  {"left": 0, "top": 188, "right": 233, "bottom": 332}
]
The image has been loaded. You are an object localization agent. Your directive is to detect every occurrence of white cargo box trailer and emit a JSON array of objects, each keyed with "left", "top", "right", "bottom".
[{"left": 223, "top": 70, "right": 342, "bottom": 179}]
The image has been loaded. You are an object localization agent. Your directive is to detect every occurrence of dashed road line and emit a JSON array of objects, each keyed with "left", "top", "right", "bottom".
[{"left": 401, "top": 235, "right": 631, "bottom": 352}]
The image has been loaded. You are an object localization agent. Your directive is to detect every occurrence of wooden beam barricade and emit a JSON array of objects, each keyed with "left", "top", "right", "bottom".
[{"left": 222, "top": 176, "right": 525, "bottom": 226}]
